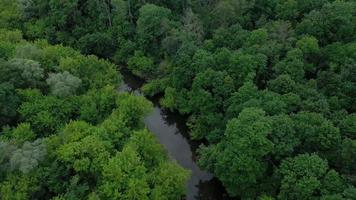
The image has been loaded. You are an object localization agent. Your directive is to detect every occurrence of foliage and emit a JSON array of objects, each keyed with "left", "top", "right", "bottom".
[
  {"left": 9, "top": 139, "right": 46, "bottom": 173},
  {"left": 141, "top": 78, "right": 168, "bottom": 97},
  {"left": 15, "top": 43, "right": 43, "bottom": 60},
  {"left": 136, "top": 4, "right": 172, "bottom": 56},
  {"left": 0, "top": 82, "right": 20, "bottom": 127},
  {"left": 18, "top": 89, "right": 76, "bottom": 135},
  {"left": 0, "top": 58, "right": 44, "bottom": 89},
  {"left": 46, "top": 71, "right": 82, "bottom": 97},
  {"left": 0, "top": 0, "right": 21, "bottom": 29},
  {"left": 0, "top": 138, "right": 46, "bottom": 174},
  {"left": 59, "top": 55, "right": 120, "bottom": 90},
  {"left": 78, "top": 86, "right": 118, "bottom": 124},
  {"left": 277, "top": 154, "right": 348, "bottom": 200},
  {"left": 199, "top": 108, "right": 273, "bottom": 197},
  {"left": 128, "top": 51, "right": 155, "bottom": 79},
  {"left": 0, "top": 30, "right": 189, "bottom": 200},
  {"left": 116, "top": 92, "right": 153, "bottom": 128},
  {"left": 8, "top": 123, "right": 35, "bottom": 145},
  {"left": 0, "top": 0, "right": 355, "bottom": 199}
]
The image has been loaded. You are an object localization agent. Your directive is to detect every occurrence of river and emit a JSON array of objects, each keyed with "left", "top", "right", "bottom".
[{"left": 119, "top": 68, "right": 231, "bottom": 200}]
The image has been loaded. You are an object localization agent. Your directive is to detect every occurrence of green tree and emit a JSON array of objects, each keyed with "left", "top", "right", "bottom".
[
  {"left": 296, "top": 35, "right": 320, "bottom": 56},
  {"left": 292, "top": 112, "right": 341, "bottom": 155},
  {"left": 273, "top": 48, "right": 305, "bottom": 82},
  {"left": 39, "top": 44, "right": 81, "bottom": 72},
  {"left": 339, "top": 114, "right": 356, "bottom": 139},
  {"left": 116, "top": 93, "right": 153, "bottom": 128},
  {"left": 1, "top": 58, "right": 44, "bottom": 89},
  {"left": 78, "top": 86, "right": 118, "bottom": 124},
  {"left": 126, "top": 129, "right": 167, "bottom": 169},
  {"left": 0, "top": 41, "right": 15, "bottom": 59},
  {"left": 270, "top": 114, "right": 299, "bottom": 159},
  {"left": 18, "top": 89, "right": 76, "bottom": 134},
  {"left": 199, "top": 108, "right": 273, "bottom": 197},
  {"left": 226, "top": 81, "right": 260, "bottom": 118},
  {"left": 127, "top": 51, "right": 155, "bottom": 79},
  {"left": 268, "top": 74, "right": 297, "bottom": 95},
  {"left": 77, "top": 32, "right": 116, "bottom": 58},
  {"left": 136, "top": 4, "right": 172, "bottom": 56},
  {"left": 187, "top": 69, "right": 234, "bottom": 141},
  {"left": 46, "top": 71, "right": 82, "bottom": 97},
  {"left": 0, "top": 0, "right": 21, "bottom": 29},
  {"left": 9, "top": 139, "right": 46, "bottom": 173},
  {"left": 189, "top": 69, "right": 234, "bottom": 114},
  {"left": 0, "top": 139, "right": 45, "bottom": 175},
  {"left": 59, "top": 55, "right": 120, "bottom": 90},
  {"left": 276, "top": 0, "right": 327, "bottom": 21},
  {"left": 297, "top": 1, "right": 356, "bottom": 44},
  {"left": 208, "top": 0, "right": 254, "bottom": 30},
  {"left": 98, "top": 145, "right": 149, "bottom": 200},
  {"left": 9, "top": 123, "right": 35, "bottom": 145},
  {"left": 0, "top": 173, "right": 39, "bottom": 200},
  {"left": 0, "top": 29, "right": 23, "bottom": 43},
  {"left": 0, "top": 82, "right": 20, "bottom": 127},
  {"left": 339, "top": 138, "right": 356, "bottom": 174},
  {"left": 278, "top": 154, "right": 346, "bottom": 200},
  {"left": 15, "top": 43, "right": 43, "bottom": 61},
  {"left": 228, "top": 52, "right": 266, "bottom": 87},
  {"left": 56, "top": 121, "right": 112, "bottom": 174},
  {"left": 181, "top": 8, "right": 204, "bottom": 43},
  {"left": 150, "top": 162, "right": 190, "bottom": 200}
]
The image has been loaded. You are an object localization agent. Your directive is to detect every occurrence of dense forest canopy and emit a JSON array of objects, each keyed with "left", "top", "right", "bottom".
[
  {"left": 0, "top": 22, "right": 188, "bottom": 200},
  {"left": 1, "top": 0, "right": 356, "bottom": 199}
]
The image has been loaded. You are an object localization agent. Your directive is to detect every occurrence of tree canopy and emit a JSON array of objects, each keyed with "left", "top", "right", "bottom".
[
  {"left": 0, "top": 0, "right": 355, "bottom": 199},
  {"left": 0, "top": 22, "right": 189, "bottom": 199}
]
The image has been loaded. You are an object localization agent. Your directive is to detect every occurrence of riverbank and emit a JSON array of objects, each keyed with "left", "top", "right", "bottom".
[{"left": 119, "top": 67, "right": 231, "bottom": 200}]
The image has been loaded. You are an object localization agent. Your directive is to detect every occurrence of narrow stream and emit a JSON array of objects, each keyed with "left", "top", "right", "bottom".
[{"left": 119, "top": 68, "right": 230, "bottom": 200}]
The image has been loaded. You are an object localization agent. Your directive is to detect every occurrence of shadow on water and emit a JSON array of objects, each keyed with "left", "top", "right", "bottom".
[{"left": 118, "top": 68, "right": 232, "bottom": 200}]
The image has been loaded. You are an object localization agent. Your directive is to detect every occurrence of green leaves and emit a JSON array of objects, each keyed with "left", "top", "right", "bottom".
[
  {"left": 277, "top": 154, "right": 347, "bottom": 200},
  {"left": 46, "top": 71, "right": 82, "bottom": 97},
  {"left": 270, "top": 114, "right": 299, "bottom": 159},
  {"left": 0, "top": 18, "right": 189, "bottom": 199},
  {"left": 99, "top": 145, "right": 148, "bottom": 200},
  {"left": 59, "top": 55, "right": 120, "bottom": 90},
  {"left": 0, "top": 82, "right": 20, "bottom": 126},
  {"left": 78, "top": 86, "right": 118, "bottom": 124},
  {"left": 18, "top": 89, "right": 76, "bottom": 134},
  {"left": 296, "top": 36, "right": 320, "bottom": 56},
  {"left": 0, "top": 1, "right": 21, "bottom": 29},
  {"left": 50, "top": 115, "right": 189, "bottom": 199},
  {"left": 136, "top": 4, "right": 172, "bottom": 55},
  {"left": 128, "top": 51, "right": 155, "bottom": 79},
  {"left": 0, "top": 139, "right": 46, "bottom": 174},
  {"left": 199, "top": 108, "right": 273, "bottom": 197},
  {"left": 10, "top": 123, "right": 35, "bottom": 145},
  {"left": 97, "top": 130, "right": 188, "bottom": 200},
  {"left": 296, "top": 1, "right": 356, "bottom": 44},
  {"left": 292, "top": 112, "right": 341, "bottom": 153},
  {"left": 116, "top": 93, "right": 153, "bottom": 128},
  {"left": 1, "top": 0, "right": 356, "bottom": 199},
  {"left": 273, "top": 48, "right": 305, "bottom": 82},
  {"left": 150, "top": 162, "right": 190, "bottom": 200},
  {"left": 126, "top": 130, "right": 167, "bottom": 169},
  {"left": 1, "top": 58, "right": 44, "bottom": 89},
  {"left": 57, "top": 131, "right": 112, "bottom": 173},
  {"left": 339, "top": 114, "right": 356, "bottom": 139},
  {"left": 9, "top": 139, "right": 46, "bottom": 173}
]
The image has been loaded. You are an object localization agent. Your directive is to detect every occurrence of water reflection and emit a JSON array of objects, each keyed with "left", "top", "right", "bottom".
[{"left": 119, "top": 67, "right": 232, "bottom": 200}]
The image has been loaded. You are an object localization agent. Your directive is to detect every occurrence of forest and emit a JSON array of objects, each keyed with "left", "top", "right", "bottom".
[{"left": 0, "top": 0, "right": 355, "bottom": 199}]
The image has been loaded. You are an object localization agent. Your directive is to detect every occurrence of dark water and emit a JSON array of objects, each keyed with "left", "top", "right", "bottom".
[{"left": 119, "top": 68, "right": 230, "bottom": 200}]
